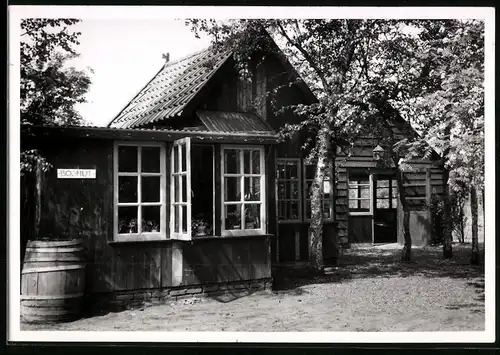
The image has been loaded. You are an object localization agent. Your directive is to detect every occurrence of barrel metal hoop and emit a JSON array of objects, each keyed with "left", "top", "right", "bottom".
[
  {"left": 24, "top": 257, "right": 84, "bottom": 262},
  {"left": 21, "top": 293, "right": 84, "bottom": 300},
  {"left": 25, "top": 247, "right": 85, "bottom": 253},
  {"left": 27, "top": 240, "right": 84, "bottom": 247},
  {"left": 22, "top": 264, "right": 86, "bottom": 274}
]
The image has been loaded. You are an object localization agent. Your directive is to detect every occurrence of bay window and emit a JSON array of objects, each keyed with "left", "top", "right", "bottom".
[
  {"left": 114, "top": 142, "right": 167, "bottom": 241},
  {"left": 114, "top": 139, "right": 267, "bottom": 241},
  {"left": 222, "top": 146, "right": 266, "bottom": 236}
]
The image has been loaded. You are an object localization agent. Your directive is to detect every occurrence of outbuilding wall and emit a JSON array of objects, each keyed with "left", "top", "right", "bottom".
[{"left": 335, "top": 136, "right": 446, "bottom": 247}]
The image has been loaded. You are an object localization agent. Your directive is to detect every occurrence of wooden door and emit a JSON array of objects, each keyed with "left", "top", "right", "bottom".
[{"left": 373, "top": 175, "right": 398, "bottom": 244}]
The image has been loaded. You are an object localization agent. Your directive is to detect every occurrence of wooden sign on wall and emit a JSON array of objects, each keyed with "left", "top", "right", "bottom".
[{"left": 57, "top": 169, "right": 96, "bottom": 179}]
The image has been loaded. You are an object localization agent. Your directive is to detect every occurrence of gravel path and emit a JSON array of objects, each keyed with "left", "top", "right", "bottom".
[
  {"left": 22, "top": 244, "right": 485, "bottom": 332},
  {"left": 22, "top": 274, "right": 484, "bottom": 332}
]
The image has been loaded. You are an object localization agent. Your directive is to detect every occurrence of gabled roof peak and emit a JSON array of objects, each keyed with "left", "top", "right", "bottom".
[{"left": 108, "top": 46, "right": 231, "bottom": 129}]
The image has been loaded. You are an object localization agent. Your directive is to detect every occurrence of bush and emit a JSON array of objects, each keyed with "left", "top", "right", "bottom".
[
  {"left": 430, "top": 191, "right": 467, "bottom": 245},
  {"left": 430, "top": 194, "right": 445, "bottom": 245}
]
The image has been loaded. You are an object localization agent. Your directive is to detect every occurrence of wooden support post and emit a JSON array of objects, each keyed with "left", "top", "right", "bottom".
[
  {"left": 276, "top": 234, "right": 280, "bottom": 263},
  {"left": 214, "top": 145, "right": 221, "bottom": 236},
  {"left": 295, "top": 230, "right": 300, "bottom": 261},
  {"left": 171, "top": 244, "right": 183, "bottom": 287},
  {"left": 35, "top": 161, "right": 43, "bottom": 239}
]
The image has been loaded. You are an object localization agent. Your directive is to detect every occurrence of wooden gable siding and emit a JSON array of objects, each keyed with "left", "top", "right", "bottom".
[
  {"left": 264, "top": 55, "right": 313, "bottom": 158},
  {"left": 198, "top": 54, "right": 311, "bottom": 158},
  {"left": 202, "top": 64, "right": 238, "bottom": 112},
  {"left": 199, "top": 57, "right": 267, "bottom": 116}
]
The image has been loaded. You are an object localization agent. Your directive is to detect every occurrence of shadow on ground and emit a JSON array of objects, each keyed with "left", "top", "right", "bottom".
[{"left": 272, "top": 243, "right": 484, "bottom": 292}]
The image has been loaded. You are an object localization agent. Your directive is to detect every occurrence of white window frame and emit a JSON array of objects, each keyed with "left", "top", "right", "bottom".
[
  {"left": 348, "top": 171, "right": 373, "bottom": 216},
  {"left": 170, "top": 137, "right": 192, "bottom": 241},
  {"left": 303, "top": 162, "right": 334, "bottom": 222},
  {"left": 221, "top": 145, "right": 266, "bottom": 236},
  {"left": 114, "top": 141, "right": 167, "bottom": 242},
  {"left": 276, "top": 158, "right": 302, "bottom": 223},
  {"left": 375, "top": 177, "right": 399, "bottom": 210}
]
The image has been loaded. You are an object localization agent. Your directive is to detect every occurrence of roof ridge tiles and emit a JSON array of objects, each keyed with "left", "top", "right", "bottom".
[{"left": 162, "top": 46, "right": 214, "bottom": 68}]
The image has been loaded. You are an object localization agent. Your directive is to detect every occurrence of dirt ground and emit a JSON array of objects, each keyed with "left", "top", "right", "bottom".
[{"left": 21, "top": 244, "right": 485, "bottom": 332}]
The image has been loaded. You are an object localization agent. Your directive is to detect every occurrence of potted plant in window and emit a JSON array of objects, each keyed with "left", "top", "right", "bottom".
[
  {"left": 226, "top": 209, "right": 241, "bottom": 230},
  {"left": 245, "top": 207, "right": 259, "bottom": 229},
  {"left": 243, "top": 188, "right": 260, "bottom": 229},
  {"left": 126, "top": 218, "right": 138, "bottom": 233},
  {"left": 192, "top": 214, "right": 209, "bottom": 236},
  {"left": 142, "top": 220, "right": 160, "bottom": 233}
]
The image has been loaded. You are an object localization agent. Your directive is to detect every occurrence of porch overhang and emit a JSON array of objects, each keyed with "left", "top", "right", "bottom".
[{"left": 22, "top": 124, "right": 281, "bottom": 145}]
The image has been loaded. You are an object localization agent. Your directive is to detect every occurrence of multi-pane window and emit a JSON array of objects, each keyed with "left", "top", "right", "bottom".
[
  {"left": 348, "top": 171, "right": 372, "bottom": 214},
  {"left": 277, "top": 159, "right": 301, "bottom": 222},
  {"left": 222, "top": 146, "right": 265, "bottom": 235},
  {"left": 304, "top": 164, "right": 334, "bottom": 220},
  {"left": 170, "top": 138, "right": 191, "bottom": 240},
  {"left": 114, "top": 142, "right": 166, "bottom": 241},
  {"left": 376, "top": 178, "right": 398, "bottom": 209}
]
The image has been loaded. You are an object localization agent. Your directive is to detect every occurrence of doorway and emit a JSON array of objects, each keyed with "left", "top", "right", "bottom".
[{"left": 373, "top": 174, "right": 398, "bottom": 244}]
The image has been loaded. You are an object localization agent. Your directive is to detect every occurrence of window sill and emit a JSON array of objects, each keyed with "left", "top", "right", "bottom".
[
  {"left": 349, "top": 212, "right": 373, "bottom": 216},
  {"left": 109, "top": 233, "right": 273, "bottom": 245},
  {"left": 278, "top": 220, "right": 335, "bottom": 225},
  {"left": 278, "top": 220, "right": 304, "bottom": 224},
  {"left": 193, "top": 234, "right": 273, "bottom": 241},
  {"left": 110, "top": 234, "right": 167, "bottom": 244}
]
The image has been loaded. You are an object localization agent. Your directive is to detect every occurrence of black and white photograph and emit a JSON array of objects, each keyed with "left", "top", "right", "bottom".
[{"left": 8, "top": 6, "right": 495, "bottom": 343}]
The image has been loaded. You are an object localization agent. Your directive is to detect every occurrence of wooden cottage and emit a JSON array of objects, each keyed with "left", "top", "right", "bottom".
[{"left": 21, "top": 42, "right": 445, "bottom": 313}]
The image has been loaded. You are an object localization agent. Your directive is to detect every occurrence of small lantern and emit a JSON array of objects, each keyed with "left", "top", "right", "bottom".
[{"left": 373, "top": 145, "right": 385, "bottom": 162}]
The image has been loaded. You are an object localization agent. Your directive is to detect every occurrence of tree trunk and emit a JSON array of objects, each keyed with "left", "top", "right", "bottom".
[
  {"left": 328, "top": 144, "right": 339, "bottom": 266},
  {"left": 442, "top": 169, "right": 453, "bottom": 259},
  {"left": 401, "top": 210, "right": 411, "bottom": 261},
  {"left": 470, "top": 185, "right": 480, "bottom": 265},
  {"left": 309, "top": 126, "right": 330, "bottom": 271},
  {"left": 460, "top": 204, "right": 465, "bottom": 244},
  {"left": 35, "top": 161, "right": 43, "bottom": 240},
  {"left": 481, "top": 188, "right": 485, "bottom": 263},
  {"left": 394, "top": 169, "right": 411, "bottom": 262},
  {"left": 458, "top": 199, "right": 465, "bottom": 244}
]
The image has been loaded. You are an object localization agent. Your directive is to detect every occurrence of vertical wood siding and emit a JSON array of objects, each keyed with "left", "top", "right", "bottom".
[{"left": 335, "top": 167, "right": 349, "bottom": 239}]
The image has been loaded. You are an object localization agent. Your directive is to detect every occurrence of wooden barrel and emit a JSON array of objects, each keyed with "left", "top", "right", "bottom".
[{"left": 21, "top": 240, "right": 86, "bottom": 323}]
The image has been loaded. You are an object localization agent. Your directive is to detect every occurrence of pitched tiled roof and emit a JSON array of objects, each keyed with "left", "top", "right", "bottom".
[
  {"left": 108, "top": 47, "right": 232, "bottom": 129},
  {"left": 196, "top": 110, "right": 275, "bottom": 134}
]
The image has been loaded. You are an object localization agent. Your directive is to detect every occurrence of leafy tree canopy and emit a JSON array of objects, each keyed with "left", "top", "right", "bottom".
[
  {"left": 21, "top": 18, "right": 92, "bottom": 174},
  {"left": 186, "top": 19, "right": 484, "bottom": 265}
]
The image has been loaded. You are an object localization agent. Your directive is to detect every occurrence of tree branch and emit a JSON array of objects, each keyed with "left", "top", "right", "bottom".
[{"left": 275, "top": 21, "right": 332, "bottom": 96}]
